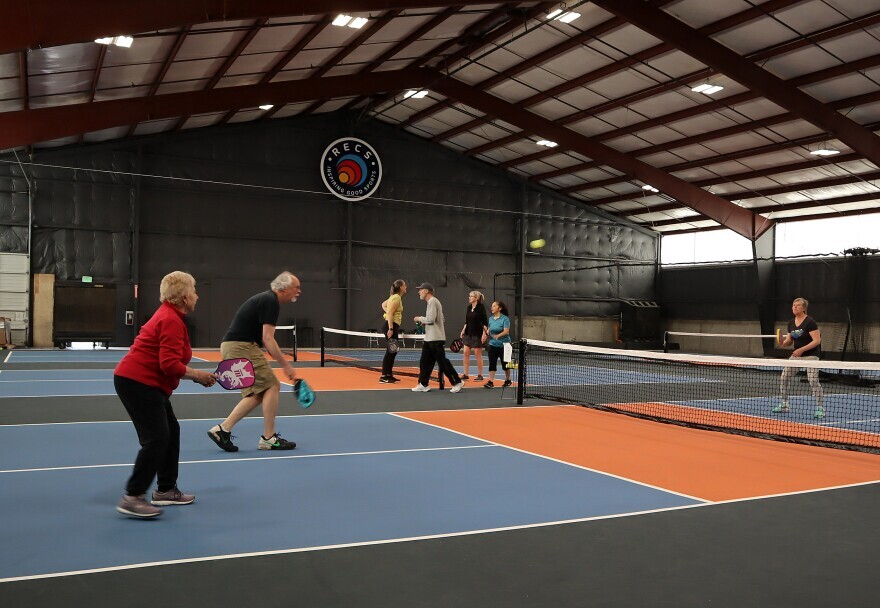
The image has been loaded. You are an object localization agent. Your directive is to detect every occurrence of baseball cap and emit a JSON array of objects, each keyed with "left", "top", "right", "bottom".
[{"left": 415, "top": 282, "right": 434, "bottom": 292}]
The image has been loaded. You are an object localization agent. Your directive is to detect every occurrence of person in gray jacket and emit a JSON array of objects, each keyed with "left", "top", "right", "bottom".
[{"left": 411, "top": 283, "right": 463, "bottom": 393}]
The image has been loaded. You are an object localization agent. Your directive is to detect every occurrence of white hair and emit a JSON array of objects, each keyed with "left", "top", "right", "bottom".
[
  {"left": 159, "top": 271, "right": 195, "bottom": 305},
  {"left": 271, "top": 271, "right": 294, "bottom": 291}
]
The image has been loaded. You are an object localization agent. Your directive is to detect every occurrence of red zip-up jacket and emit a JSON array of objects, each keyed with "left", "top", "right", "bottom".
[{"left": 115, "top": 301, "right": 191, "bottom": 396}]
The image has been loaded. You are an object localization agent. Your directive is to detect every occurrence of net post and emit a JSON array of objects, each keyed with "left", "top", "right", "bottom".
[
  {"left": 663, "top": 331, "right": 669, "bottom": 353},
  {"left": 320, "top": 328, "right": 325, "bottom": 367},
  {"left": 293, "top": 324, "right": 298, "bottom": 362},
  {"left": 516, "top": 338, "right": 526, "bottom": 405}
]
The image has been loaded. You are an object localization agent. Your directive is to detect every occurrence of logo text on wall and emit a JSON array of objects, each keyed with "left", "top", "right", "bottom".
[{"left": 321, "top": 138, "right": 382, "bottom": 201}]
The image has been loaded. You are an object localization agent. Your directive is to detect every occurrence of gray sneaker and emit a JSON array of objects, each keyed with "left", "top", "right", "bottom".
[
  {"left": 117, "top": 494, "right": 162, "bottom": 518},
  {"left": 151, "top": 486, "right": 195, "bottom": 506}
]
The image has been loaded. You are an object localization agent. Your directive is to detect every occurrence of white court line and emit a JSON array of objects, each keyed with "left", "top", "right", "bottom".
[
  {"left": 0, "top": 404, "right": 581, "bottom": 428},
  {"left": 3, "top": 478, "right": 878, "bottom": 584},
  {"left": 392, "top": 413, "right": 709, "bottom": 503},
  {"left": 0, "top": 444, "right": 494, "bottom": 475}
]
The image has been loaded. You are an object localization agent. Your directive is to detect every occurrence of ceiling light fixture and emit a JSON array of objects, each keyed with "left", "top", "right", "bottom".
[
  {"left": 404, "top": 90, "right": 429, "bottom": 99},
  {"left": 547, "top": 7, "right": 581, "bottom": 23},
  {"left": 810, "top": 147, "right": 840, "bottom": 156},
  {"left": 258, "top": 104, "right": 274, "bottom": 111},
  {"left": 536, "top": 140, "right": 558, "bottom": 147},
  {"left": 95, "top": 35, "right": 133, "bottom": 48},
  {"left": 691, "top": 82, "right": 724, "bottom": 95},
  {"left": 333, "top": 15, "right": 368, "bottom": 28},
  {"left": 642, "top": 184, "right": 660, "bottom": 193}
]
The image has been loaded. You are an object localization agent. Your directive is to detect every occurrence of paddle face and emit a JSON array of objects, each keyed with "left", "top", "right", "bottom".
[
  {"left": 387, "top": 338, "right": 400, "bottom": 354},
  {"left": 449, "top": 338, "right": 463, "bottom": 353},
  {"left": 293, "top": 378, "right": 316, "bottom": 409},
  {"left": 215, "top": 358, "right": 256, "bottom": 390}
]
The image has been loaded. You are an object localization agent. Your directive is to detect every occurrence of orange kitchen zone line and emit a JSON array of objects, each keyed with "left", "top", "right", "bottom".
[{"left": 399, "top": 405, "right": 880, "bottom": 503}]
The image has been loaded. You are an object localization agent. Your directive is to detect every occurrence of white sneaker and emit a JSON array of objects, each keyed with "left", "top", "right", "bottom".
[
  {"left": 412, "top": 384, "right": 431, "bottom": 392},
  {"left": 450, "top": 381, "right": 464, "bottom": 393}
]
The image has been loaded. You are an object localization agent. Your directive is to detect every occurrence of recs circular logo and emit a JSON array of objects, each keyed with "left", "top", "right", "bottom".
[{"left": 320, "top": 137, "right": 382, "bottom": 201}]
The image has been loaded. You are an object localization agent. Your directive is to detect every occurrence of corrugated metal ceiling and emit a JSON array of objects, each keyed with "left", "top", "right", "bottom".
[{"left": 2, "top": 0, "right": 879, "bottom": 239}]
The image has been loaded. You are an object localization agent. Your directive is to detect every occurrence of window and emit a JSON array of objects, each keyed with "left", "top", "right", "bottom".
[
  {"left": 660, "top": 230, "right": 752, "bottom": 265},
  {"left": 660, "top": 214, "right": 880, "bottom": 264},
  {"left": 776, "top": 215, "right": 880, "bottom": 258}
]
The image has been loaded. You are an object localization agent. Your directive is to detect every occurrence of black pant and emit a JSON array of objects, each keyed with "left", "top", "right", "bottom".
[
  {"left": 488, "top": 344, "right": 508, "bottom": 372},
  {"left": 381, "top": 322, "right": 400, "bottom": 376},
  {"left": 114, "top": 375, "right": 181, "bottom": 496},
  {"left": 418, "top": 340, "right": 461, "bottom": 387}
]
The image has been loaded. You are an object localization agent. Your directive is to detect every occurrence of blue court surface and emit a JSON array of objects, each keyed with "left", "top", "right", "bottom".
[
  {"left": 0, "top": 413, "right": 703, "bottom": 581},
  {"left": 3, "top": 349, "right": 142, "bottom": 363},
  {"left": 0, "top": 369, "right": 235, "bottom": 398}
]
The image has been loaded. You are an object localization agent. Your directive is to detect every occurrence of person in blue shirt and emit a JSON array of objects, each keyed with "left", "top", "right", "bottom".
[{"left": 484, "top": 300, "right": 512, "bottom": 389}]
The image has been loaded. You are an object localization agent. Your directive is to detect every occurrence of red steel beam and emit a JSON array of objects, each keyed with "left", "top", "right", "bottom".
[
  {"left": 1, "top": 1, "right": 480, "bottom": 54},
  {"left": 433, "top": 0, "right": 801, "bottom": 144},
  {"left": 300, "top": 10, "right": 401, "bottom": 115},
  {"left": 650, "top": 192, "right": 880, "bottom": 234},
  {"left": 430, "top": 77, "right": 773, "bottom": 240},
  {"left": 0, "top": 68, "right": 434, "bottom": 150},
  {"left": 591, "top": 0, "right": 880, "bottom": 169}
]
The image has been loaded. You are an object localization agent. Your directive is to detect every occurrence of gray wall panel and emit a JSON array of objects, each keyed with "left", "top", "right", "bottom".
[
  {"left": 2, "top": 111, "right": 659, "bottom": 346},
  {"left": 31, "top": 229, "right": 130, "bottom": 281}
]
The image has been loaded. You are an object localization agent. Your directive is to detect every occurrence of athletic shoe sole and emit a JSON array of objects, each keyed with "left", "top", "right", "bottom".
[
  {"left": 151, "top": 497, "right": 195, "bottom": 506},
  {"left": 116, "top": 506, "right": 161, "bottom": 518}
]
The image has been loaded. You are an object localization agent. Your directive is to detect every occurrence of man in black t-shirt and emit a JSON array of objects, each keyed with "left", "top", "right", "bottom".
[
  {"left": 208, "top": 272, "right": 301, "bottom": 451},
  {"left": 774, "top": 297, "right": 824, "bottom": 419}
]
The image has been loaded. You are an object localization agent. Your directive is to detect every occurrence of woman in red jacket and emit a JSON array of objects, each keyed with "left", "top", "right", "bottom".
[{"left": 114, "top": 271, "right": 216, "bottom": 518}]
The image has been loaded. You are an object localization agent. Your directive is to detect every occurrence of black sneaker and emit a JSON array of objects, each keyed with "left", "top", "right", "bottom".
[
  {"left": 379, "top": 376, "right": 393, "bottom": 383},
  {"left": 483, "top": 381, "right": 494, "bottom": 389},
  {"left": 475, "top": 375, "right": 484, "bottom": 381},
  {"left": 387, "top": 376, "right": 401, "bottom": 383},
  {"left": 208, "top": 426, "right": 238, "bottom": 452},
  {"left": 259, "top": 433, "right": 296, "bottom": 450},
  {"left": 502, "top": 379, "right": 512, "bottom": 387}
]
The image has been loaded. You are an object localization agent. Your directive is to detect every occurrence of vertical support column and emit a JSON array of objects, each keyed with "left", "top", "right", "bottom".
[
  {"left": 345, "top": 199, "right": 353, "bottom": 335},
  {"left": 752, "top": 224, "right": 776, "bottom": 356},
  {"left": 517, "top": 189, "right": 527, "bottom": 340},
  {"left": 131, "top": 145, "right": 142, "bottom": 345},
  {"left": 516, "top": 338, "right": 526, "bottom": 405},
  {"left": 26, "top": 164, "right": 34, "bottom": 346}
]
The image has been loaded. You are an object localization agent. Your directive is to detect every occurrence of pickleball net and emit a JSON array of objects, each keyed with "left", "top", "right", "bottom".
[
  {"left": 516, "top": 338, "right": 880, "bottom": 453},
  {"left": 321, "top": 327, "right": 444, "bottom": 388}
]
